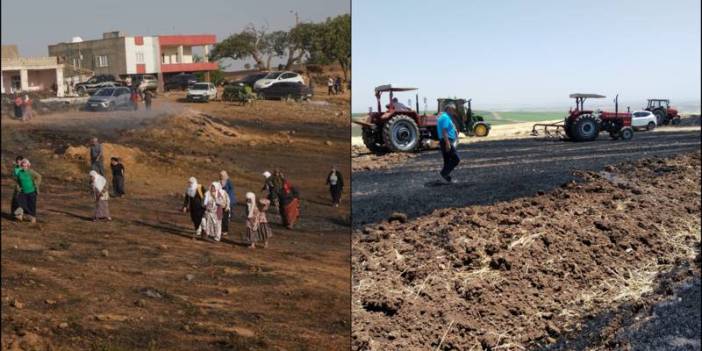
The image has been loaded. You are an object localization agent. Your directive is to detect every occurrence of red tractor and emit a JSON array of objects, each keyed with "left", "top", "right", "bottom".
[
  {"left": 532, "top": 93, "right": 634, "bottom": 142},
  {"left": 354, "top": 85, "right": 491, "bottom": 152},
  {"left": 645, "top": 99, "right": 681, "bottom": 126}
]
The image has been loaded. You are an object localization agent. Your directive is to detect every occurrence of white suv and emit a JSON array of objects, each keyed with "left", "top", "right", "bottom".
[
  {"left": 631, "top": 111, "right": 657, "bottom": 131},
  {"left": 253, "top": 71, "right": 304, "bottom": 90},
  {"left": 186, "top": 82, "right": 217, "bottom": 102}
]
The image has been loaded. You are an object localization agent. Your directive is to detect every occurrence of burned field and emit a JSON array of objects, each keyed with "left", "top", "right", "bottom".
[
  {"left": 1, "top": 93, "right": 350, "bottom": 351},
  {"left": 352, "top": 151, "right": 701, "bottom": 350}
]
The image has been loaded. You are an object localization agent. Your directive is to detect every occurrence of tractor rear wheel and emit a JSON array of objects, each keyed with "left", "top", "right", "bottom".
[
  {"left": 569, "top": 114, "right": 599, "bottom": 142},
  {"left": 473, "top": 123, "right": 489, "bottom": 137},
  {"left": 362, "top": 128, "right": 384, "bottom": 153},
  {"left": 654, "top": 110, "right": 666, "bottom": 125},
  {"left": 619, "top": 127, "right": 634, "bottom": 141},
  {"left": 383, "top": 114, "right": 420, "bottom": 152}
]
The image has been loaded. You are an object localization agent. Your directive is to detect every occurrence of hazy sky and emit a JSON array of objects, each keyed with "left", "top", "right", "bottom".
[
  {"left": 352, "top": 0, "right": 701, "bottom": 111},
  {"left": 1, "top": 0, "right": 348, "bottom": 69}
]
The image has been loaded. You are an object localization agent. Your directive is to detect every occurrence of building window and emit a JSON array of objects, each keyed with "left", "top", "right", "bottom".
[
  {"left": 96, "top": 55, "right": 109, "bottom": 67},
  {"left": 136, "top": 52, "right": 144, "bottom": 64}
]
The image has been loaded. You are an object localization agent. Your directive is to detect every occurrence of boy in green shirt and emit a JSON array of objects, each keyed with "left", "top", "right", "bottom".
[{"left": 13, "top": 159, "right": 41, "bottom": 223}]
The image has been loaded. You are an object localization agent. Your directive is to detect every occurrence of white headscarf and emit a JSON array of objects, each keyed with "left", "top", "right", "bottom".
[
  {"left": 246, "top": 192, "right": 257, "bottom": 218},
  {"left": 262, "top": 171, "right": 271, "bottom": 178},
  {"left": 186, "top": 177, "right": 198, "bottom": 197},
  {"left": 204, "top": 181, "right": 228, "bottom": 208},
  {"left": 90, "top": 170, "right": 107, "bottom": 192}
]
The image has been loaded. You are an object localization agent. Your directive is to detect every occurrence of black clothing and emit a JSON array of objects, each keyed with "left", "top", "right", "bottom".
[
  {"left": 17, "top": 191, "right": 37, "bottom": 217},
  {"left": 326, "top": 171, "right": 344, "bottom": 205},
  {"left": 183, "top": 185, "right": 206, "bottom": 229},
  {"left": 439, "top": 141, "right": 460, "bottom": 178}
]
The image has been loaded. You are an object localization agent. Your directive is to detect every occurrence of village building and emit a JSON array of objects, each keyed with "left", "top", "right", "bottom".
[{"left": 1, "top": 45, "right": 66, "bottom": 97}]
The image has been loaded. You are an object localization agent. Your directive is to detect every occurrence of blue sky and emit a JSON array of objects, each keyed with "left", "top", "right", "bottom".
[
  {"left": 1, "top": 0, "right": 348, "bottom": 70},
  {"left": 352, "top": 0, "right": 701, "bottom": 111}
]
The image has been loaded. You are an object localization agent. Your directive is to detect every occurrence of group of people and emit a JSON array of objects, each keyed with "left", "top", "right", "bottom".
[
  {"left": 183, "top": 170, "right": 274, "bottom": 249},
  {"left": 129, "top": 83, "right": 153, "bottom": 111},
  {"left": 12, "top": 94, "right": 34, "bottom": 121},
  {"left": 327, "top": 76, "right": 345, "bottom": 95}
]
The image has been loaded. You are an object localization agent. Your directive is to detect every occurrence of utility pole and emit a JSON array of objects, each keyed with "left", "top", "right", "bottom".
[{"left": 290, "top": 10, "right": 299, "bottom": 26}]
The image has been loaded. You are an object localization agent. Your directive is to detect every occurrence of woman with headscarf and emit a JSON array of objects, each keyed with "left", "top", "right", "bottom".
[
  {"left": 326, "top": 166, "right": 344, "bottom": 207},
  {"left": 22, "top": 95, "right": 33, "bottom": 121},
  {"left": 219, "top": 170, "right": 236, "bottom": 236},
  {"left": 243, "top": 192, "right": 272, "bottom": 249},
  {"left": 182, "top": 177, "right": 206, "bottom": 237},
  {"left": 89, "top": 170, "right": 111, "bottom": 221},
  {"left": 13, "top": 158, "right": 41, "bottom": 223},
  {"left": 277, "top": 180, "right": 300, "bottom": 229},
  {"left": 202, "top": 182, "right": 229, "bottom": 242}
]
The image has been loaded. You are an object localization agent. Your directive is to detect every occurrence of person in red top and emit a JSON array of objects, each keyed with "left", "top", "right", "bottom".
[{"left": 130, "top": 87, "right": 140, "bottom": 110}]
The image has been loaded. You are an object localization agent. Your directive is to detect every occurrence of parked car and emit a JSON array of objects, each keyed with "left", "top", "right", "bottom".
[
  {"left": 85, "top": 87, "right": 135, "bottom": 111},
  {"left": 75, "top": 75, "right": 120, "bottom": 96},
  {"left": 164, "top": 73, "right": 197, "bottom": 91},
  {"left": 186, "top": 82, "right": 217, "bottom": 102},
  {"left": 631, "top": 111, "right": 657, "bottom": 131},
  {"left": 253, "top": 71, "right": 304, "bottom": 90},
  {"left": 257, "top": 82, "right": 312, "bottom": 101},
  {"left": 138, "top": 74, "right": 158, "bottom": 92},
  {"left": 229, "top": 72, "right": 269, "bottom": 89}
]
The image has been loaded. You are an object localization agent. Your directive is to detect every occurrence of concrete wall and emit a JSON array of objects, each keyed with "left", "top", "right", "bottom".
[
  {"left": 49, "top": 37, "right": 126, "bottom": 77},
  {"left": 160, "top": 46, "right": 194, "bottom": 64}
]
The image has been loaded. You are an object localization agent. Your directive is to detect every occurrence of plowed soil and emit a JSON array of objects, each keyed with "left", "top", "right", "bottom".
[
  {"left": 352, "top": 152, "right": 701, "bottom": 350},
  {"left": 1, "top": 91, "right": 350, "bottom": 351}
]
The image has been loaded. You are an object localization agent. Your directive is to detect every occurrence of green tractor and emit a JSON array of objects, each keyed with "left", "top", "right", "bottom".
[
  {"left": 222, "top": 83, "right": 257, "bottom": 105},
  {"left": 437, "top": 98, "right": 490, "bottom": 138}
]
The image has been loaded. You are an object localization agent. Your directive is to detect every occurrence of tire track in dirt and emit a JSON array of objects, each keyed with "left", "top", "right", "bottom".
[{"left": 352, "top": 129, "right": 701, "bottom": 227}]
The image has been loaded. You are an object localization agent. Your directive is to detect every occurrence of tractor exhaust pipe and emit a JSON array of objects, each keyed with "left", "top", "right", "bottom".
[{"left": 416, "top": 93, "right": 419, "bottom": 113}]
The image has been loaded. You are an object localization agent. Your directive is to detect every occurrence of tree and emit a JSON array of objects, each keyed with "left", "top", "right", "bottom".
[
  {"left": 210, "top": 25, "right": 286, "bottom": 71},
  {"left": 302, "top": 15, "right": 351, "bottom": 80}
]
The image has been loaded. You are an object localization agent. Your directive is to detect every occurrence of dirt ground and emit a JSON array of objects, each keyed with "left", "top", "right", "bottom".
[
  {"left": 1, "top": 89, "right": 351, "bottom": 350},
  {"left": 352, "top": 152, "right": 701, "bottom": 350}
]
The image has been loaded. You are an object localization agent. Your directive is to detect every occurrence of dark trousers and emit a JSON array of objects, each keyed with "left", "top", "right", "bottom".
[
  {"left": 221, "top": 209, "right": 230, "bottom": 233},
  {"left": 440, "top": 140, "right": 460, "bottom": 177},
  {"left": 17, "top": 191, "right": 37, "bottom": 217},
  {"left": 113, "top": 175, "right": 125, "bottom": 196},
  {"left": 145, "top": 99, "right": 152, "bottom": 110},
  {"left": 11, "top": 190, "right": 20, "bottom": 214},
  {"left": 14, "top": 106, "right": 22, "bottom": 118},
  {"left": 190, "top": 209, "right": 204, "bottom": 230},
  {"left": 91, "top": 161, "right": 105, "bottom": 176},
  {"left": 330, "top": 185, "right": 342, "bottom": 204},
  {"left": 328, "top": 86, "right": 334, "bottom": 95}
]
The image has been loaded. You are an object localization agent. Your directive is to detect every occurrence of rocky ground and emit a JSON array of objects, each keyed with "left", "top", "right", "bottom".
[
  {"left": 352, "top": 152, "right": 701, "bottom": 350},
  {"left": 1, "top": 89, "right": 351, "bottom": 351}
]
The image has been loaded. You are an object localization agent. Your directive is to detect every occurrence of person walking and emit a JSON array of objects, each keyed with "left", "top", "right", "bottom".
[
  {"left": 201, "top": 182, "right": 229, "bottom": 242},
  {"left": 182, "top": 177, "right": 206, "bottom": 237},
  {"left": 10, "top": 156, "right": 25, "bottom": 218},
  {"left": 13, "top": 94, "right": 23, "bottom": 118},
  {"left": 130, "top": 86, "right": 140, "bottom": 110},
  {"left": 89, "top": 137, "right": 105, "bottom": 176},
  {"left": 144, "top": 90, "right": 153, "bottom": 111},
  {"left": 437, "top": 103, "right": 460, "bottom": 183},
  {"left": 243, "top": 192, "right": 271, "bottom": 249},
  {"left": 21, "top": 95, "right": 34, "bottom": 121},
  {"left": 326, "top": 166, "right": 344, "bottom": 207},
  {"left": 13, "top": 158, "right": 41, "bottom": 223},
  {"left": 110, "top": 157, "right": 126, "bottom": 197},
  {"left": 335, "top": 76, "right": 343, "bottom": 94},
  {"left": 89, "top": 170, "right": 111, "bottom": 221},
  {"left": 219, "top": 170, "right": 236, "bottom": 236},
  {"left": 327, "top": 77, "right": 334, "bottom": 95},
  {"left": 278, "top": 180, "right": 300, "bottom": 229}
]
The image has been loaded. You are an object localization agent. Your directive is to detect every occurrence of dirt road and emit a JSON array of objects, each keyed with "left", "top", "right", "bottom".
[
  {"left": 1, "top": 92, "right": 350, "bottom": 350},
  {"left": 352, "top": 128, "right": 701, "bottom": 227}
]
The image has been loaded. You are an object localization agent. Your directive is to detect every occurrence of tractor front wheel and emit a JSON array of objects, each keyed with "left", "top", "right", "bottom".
[
  {"left": 619, "top": 127, "right": 634, "bottom": 141},
  {"left": 569, "top": 114, "right": 599, "bottom": 142},
  {"left": 362, "top": 128, "right": 384, "bottom": 153},
  {"left": 473, "top": 123, "right": 489, "bottom": 137},
  {"left": 383, "top": 115, "right": 420, "bottom": 152},
  {"left": 671, "top": 116, "right": 681, "bottom": 125}
]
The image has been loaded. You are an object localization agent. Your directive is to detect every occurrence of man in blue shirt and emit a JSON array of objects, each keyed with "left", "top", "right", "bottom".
[{"left": 436, "top": 103, "right": 460, "bottom": 183}]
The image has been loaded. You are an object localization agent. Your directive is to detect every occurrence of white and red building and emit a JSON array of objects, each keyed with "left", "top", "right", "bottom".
[{"left": 49, "top": 32, "right": 218, "bottom": 89}]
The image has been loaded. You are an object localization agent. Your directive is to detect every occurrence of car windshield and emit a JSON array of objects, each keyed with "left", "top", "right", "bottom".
[
  {"left": 264, "top": 72, "right": 283, "bottom": 79},
  {"left": 192, "top": 83, "right": 209, "bottom": 90},
  {"left": 95, "top": 88, "right": 115, "bottom": 96}
]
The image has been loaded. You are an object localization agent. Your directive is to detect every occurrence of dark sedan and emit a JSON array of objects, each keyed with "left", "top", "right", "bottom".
[{"left": 257, "top": 82, "right": 313, "bottom": 101}]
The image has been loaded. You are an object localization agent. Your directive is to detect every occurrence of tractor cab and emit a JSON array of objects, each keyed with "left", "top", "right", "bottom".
[
  {"left": 647, "top": 99, "right": 670, "bottom": 110},
  {"left": 373, "top": 84, "right": 419, "bottom": 114}
]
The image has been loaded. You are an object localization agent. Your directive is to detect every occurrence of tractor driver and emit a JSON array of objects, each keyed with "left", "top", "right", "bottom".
[{"left": 389, "top": 97, "right": 411, "bottom": 111}]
